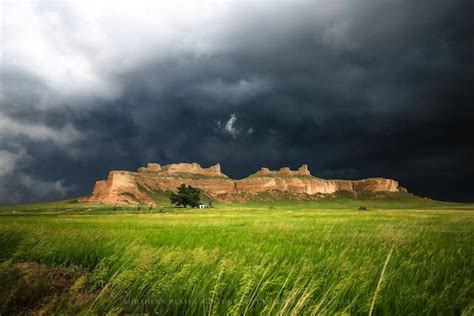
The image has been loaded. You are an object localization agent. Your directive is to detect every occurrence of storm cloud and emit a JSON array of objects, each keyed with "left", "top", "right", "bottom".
[{"left": 1, "top": 0, "right": 473, "bottom": 204}]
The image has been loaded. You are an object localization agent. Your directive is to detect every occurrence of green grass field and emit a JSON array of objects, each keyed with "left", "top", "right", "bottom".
[{"left": 0, "top": 196, "right": 473, "bottom": 315}]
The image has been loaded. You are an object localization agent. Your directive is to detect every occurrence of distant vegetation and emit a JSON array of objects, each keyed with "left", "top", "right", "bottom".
[{"left": 0, "top": 197, "right": 472, "bottom": 314}]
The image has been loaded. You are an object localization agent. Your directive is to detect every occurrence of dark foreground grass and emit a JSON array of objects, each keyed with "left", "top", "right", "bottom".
[{"left": 0, "top": 199, "right": 473, "bottom": 314}]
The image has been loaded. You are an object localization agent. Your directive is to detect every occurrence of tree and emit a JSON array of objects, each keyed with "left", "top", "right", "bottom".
[{"left": 169, "top": 184, "right": 201, "bottom": 208}]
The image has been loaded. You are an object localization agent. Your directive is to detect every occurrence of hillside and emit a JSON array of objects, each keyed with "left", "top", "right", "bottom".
[{"left": 80, "top": 162, "right": 404, "bottom": 205}]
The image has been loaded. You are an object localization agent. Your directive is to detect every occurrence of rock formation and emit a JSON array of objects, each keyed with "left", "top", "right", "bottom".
[{"left": 79, "top": 162, "right": 402, "bottom": 204}]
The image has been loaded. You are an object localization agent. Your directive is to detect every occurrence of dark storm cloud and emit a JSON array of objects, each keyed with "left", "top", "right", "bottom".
[{"left": 1, "top": 0, "right": 473, "bottom": 203}]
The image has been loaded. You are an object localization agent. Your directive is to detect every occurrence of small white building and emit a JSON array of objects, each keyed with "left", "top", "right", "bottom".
[{"left": 198, "top": 204, "right": 210, "bottom": 209}]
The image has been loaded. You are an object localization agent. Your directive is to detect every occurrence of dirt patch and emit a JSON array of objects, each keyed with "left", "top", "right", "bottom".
[{"left": 0, "top": 261, "right": 93, "bottom": 315}]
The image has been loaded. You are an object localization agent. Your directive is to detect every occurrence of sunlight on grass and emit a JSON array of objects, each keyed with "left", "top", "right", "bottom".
[{"left": 0, "top": 199, "right": 473, "bottom": 314}]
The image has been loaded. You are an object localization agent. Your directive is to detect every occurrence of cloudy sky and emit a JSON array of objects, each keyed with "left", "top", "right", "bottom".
[{"left": 1, "top": 0, "right": 473, "bottom": 204}]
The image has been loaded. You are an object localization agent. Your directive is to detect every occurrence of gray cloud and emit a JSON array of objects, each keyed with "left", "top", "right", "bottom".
[{"left": 0, "top": 0, "right": 473, "bottom": 203}]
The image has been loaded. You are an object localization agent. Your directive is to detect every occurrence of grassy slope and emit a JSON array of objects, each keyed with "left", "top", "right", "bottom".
[{"left": 0, "top": 197, "right": 473, "bottom": 314}]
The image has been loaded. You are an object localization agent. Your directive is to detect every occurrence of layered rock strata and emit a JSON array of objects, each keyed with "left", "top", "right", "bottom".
[{"left": 79, "top": 162, "right": 401, "bottom": 204}]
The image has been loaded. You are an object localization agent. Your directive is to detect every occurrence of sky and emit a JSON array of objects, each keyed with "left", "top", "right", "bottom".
[{"left": 1, "top": 0, "right": 473, "bottom": 204}]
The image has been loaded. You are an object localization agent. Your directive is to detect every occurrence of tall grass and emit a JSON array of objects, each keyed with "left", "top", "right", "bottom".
[{"left": 0, "top": 202, "right": 473, "bottom": 314}]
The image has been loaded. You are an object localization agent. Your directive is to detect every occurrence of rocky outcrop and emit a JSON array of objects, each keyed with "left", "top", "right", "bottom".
[
  {"left": 235, "top": 168, "right": 398, "bottom": 196},
  {"left": 138, "top": 162, "right": 225, "bottom": 177},
  {"left": 79, "top": 163, "right": 402, "bottom": 204},
  {"left": 80, "top": 163, "right": 234, "bottom": 204},
  {"left": 83, "top": 171, "right": 153, "bottom": 204},
  {"left": 252, "top": 164, "right": 311, "bottom": 177}
]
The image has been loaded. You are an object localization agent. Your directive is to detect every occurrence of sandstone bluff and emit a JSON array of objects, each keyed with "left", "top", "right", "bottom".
[{"left": 79, "top": 163, "right": 403, "bottom": 204}]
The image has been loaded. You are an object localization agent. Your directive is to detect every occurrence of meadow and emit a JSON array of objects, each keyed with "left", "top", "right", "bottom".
[{"left": 0, "top": 196, "right": 473, "bottom": 315}]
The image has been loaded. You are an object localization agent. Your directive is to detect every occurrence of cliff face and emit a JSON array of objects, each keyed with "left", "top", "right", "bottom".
[
  {"left": 234, "top": 165, "right": 399, "bottom": 196},
  {"left": 84, "top": 171, "right": 151, "bottom": 204},
  {"left": 79, "top": 162, "right": 401, "bottom": 204}
]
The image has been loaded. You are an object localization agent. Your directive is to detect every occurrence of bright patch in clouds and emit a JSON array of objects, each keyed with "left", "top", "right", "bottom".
[
  {"left": 0, "top": 116, "right": 82, "bottom": 146},
  {"left": 1, "top": 0, "right": 235, "bottom": 105},
  {"left": 225, "top": 113, "right": 239, "bottom": 138}
]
